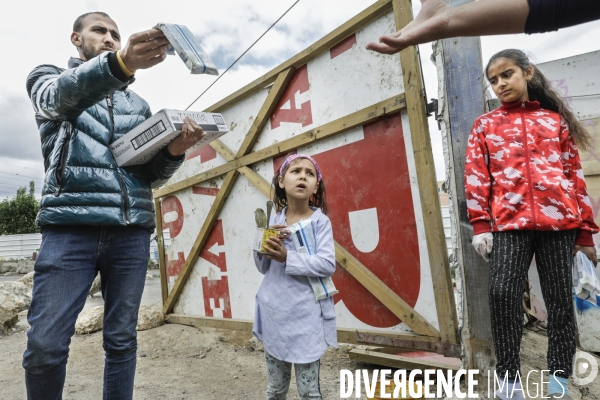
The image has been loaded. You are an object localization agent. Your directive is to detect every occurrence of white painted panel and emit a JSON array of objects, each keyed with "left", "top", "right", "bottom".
[
  {"left": 166, "top": 10, "right": 446, "bottom": 335},
  {"left": 348, "top": 208, "right": 379, "bottom": 253},
  {"left": 538, "top": 51, "right": 600, "bottom": 121}
]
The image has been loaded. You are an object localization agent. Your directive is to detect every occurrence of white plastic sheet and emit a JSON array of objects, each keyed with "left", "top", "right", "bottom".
[{"left": 573, "top": 251, "right": 600, "bottom": 305}]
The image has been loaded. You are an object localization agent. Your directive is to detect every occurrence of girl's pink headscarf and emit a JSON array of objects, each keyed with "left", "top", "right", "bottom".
[{"left": 278, "top": 153, "right": 322, "bottom": 183}]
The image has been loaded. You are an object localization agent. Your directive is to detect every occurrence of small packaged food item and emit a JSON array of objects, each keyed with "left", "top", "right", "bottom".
[
  {"left": 253, "top": 228, "right": 281, "bottom": 254},
  {"left": 155, "top": 23, "right": 219, "bottom": 75}
]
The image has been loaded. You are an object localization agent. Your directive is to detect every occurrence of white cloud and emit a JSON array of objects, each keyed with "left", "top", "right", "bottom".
[{"left": 1, "top": 0, "right": 599, "bottom": 192}]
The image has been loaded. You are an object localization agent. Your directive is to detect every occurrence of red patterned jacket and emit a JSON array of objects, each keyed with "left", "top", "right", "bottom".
[{"left": 465, "top": 100, "right": 598, "bottom": 246}]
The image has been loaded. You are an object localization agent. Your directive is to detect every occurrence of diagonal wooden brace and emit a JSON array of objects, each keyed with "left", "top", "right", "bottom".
[
  {"left": 153, "top": 94, "right": 406, "bottom": 198},
  {"left": 392, "top": 0, "right": 458, "bottom": 344},
  {"left": 212, "top": 140, "right": 441, "bottom": 338},
  {"left": 161, "top": 69, "right": 297, "bottom": 314},
  {"left": 162, "top": 170, "right": 239, "bottom": 315}
]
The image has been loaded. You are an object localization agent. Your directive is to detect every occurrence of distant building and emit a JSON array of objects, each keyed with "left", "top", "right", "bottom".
[{"left": 437, "top": 181, "right": 449, "bottom": 207}]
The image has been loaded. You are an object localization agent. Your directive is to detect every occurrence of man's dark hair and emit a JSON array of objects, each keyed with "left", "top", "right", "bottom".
[{"left": 73, "top": 12, "right": 112, "bottom": 32}]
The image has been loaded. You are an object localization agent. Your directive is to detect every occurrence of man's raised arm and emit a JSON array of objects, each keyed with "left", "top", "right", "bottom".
[{"left": 26, "top": 28, "right": 170, "bottom": 121}]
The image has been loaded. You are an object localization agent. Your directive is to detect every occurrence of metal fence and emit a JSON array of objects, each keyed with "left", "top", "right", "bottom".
[
  {"left": 0, "top": 231, "right": 172, "bottom": 261},
  {"left": 0, "top": 233, "right": 42, "bottom": 260}
]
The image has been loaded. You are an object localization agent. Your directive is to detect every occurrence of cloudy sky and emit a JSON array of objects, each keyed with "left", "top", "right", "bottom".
[{"left": 1, "top": 0, "right": 599, "bottom": 199}]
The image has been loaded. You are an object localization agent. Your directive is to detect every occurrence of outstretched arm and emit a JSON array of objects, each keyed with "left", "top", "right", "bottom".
[{"left": 366, "top": 0, "right": 529, "bottom": 55}]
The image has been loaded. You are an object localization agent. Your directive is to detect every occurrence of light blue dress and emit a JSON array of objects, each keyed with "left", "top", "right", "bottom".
[{"left": 253, "top": 207, "right": 338, "bottom": 364}]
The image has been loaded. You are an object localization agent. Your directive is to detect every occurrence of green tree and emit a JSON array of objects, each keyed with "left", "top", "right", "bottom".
[{"left": 0, "top": 181, "right": 39, "bottom": 235}]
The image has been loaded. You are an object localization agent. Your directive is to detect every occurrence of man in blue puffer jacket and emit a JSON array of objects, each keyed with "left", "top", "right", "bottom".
[{"left": 23, "top": 12, "right": 206, "bottom": 400}]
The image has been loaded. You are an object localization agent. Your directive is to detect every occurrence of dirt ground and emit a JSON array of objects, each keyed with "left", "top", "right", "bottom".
[
  {"left": 0, "top": 320, "right": 367, "bottom": 399},
  {"left": 1, "top": 274, "right": 599, "bottom": 399}
]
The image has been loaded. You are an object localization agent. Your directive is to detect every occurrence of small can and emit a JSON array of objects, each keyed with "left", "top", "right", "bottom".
[{"left": 253, "top": 228, "right": 280, "bottom": 254}]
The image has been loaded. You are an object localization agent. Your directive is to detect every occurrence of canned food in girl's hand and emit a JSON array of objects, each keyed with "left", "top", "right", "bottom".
[{"left": 253, "top": 228, "right": 280, "bottom": 254}]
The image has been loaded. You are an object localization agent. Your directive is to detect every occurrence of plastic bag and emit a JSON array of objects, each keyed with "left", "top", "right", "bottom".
[
  {"left": 573, "top": 251, "right": 600, "bottom": 305},
  {"left": 288, "top": 219, "right": 339, "bottom": 301}
]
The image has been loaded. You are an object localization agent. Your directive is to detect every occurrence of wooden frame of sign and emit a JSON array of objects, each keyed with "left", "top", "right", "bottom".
[{"left": 153, "top": 0, "right": 459, "bottom": 366}]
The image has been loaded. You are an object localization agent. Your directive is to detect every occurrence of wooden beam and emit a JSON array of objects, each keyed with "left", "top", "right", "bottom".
[
  {"left": 154, "top": 159, "right": 245, "bottom": 199},
  {"left": 209, "top": 137, "right": 438, "bottom": 337},
  {"left": 355, "top": 332, "right": 461, "bottom": 357},
  {"left": 204, "top": 0, "right": 393, "bottom": 113},
  {"left": 236, "top": 94, "right": 405, "bottom": 167},
  {"left": 237, "top": 166, "right": 272, "bottom": 198},
  {"left": 336, "top": 244, "right": 440, "bottom": 338},
  {"left": 438, "top": 0, "right": 494, "bottom": 387},
  {"left": 337, "top": 328, "right": 440, "bottom": 346},
  {"left": 209, "top": 143, "right": 272, "bottom": 201},
  {"left": 154, "top": 94, "right": 406, "bottom": 198},
  {"left": 166, "top": 314, "right": 444, "bottom": 350},
  {"left": 236, "top": 68, "right": 296, "bottom": 158},
  {"left": 349, "top": 349, "right": 461, "bottom": 371},
  {"left": 154, "top": 198, "right": 168, "bottom": 306},
  {"left": 166, "top": 314, "right": 254, "bottom": 332},
  {"left": 393, "top": 0, "right": 458, "bottom": 344},
  {"left": 163, "top": 170, "right": 240, "bottom": 314},
  {"left": 204, "top": 138, "right": 438, "bottom": 338},
  {"left": 210, "top": 139, "right": 236, "bottom": 161}
]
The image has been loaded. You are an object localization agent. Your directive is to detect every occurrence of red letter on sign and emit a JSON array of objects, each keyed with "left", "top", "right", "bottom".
[
  {"left": 270, "top": 65, "right": 313, "bottom": 129},
  {"left": 185, "top": 144, "right": 217, "bottom": 163},
  {"left": 200, "top": 220, "right": 232, "bottom": 318},
  {"left": 162, "top": 195, "right": 184, "bottom": 238},
  {"left": 273, "top": 115, "right": 421, "bottom": 328},
  {"left": 166, "top": 251, "right": 186, "bottom": 278}
]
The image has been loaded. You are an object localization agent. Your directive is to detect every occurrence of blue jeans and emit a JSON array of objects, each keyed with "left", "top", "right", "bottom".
[{"left": 23, "top": 225, "right": 150, "bottom": 400}]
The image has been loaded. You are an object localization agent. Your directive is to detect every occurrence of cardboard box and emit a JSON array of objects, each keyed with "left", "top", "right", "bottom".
[
  {"left": 110, "top": 109, "right": 228, "bottom": 167},
  {"left": 156, "top": 23, "right": 219, "bottom": 75}
]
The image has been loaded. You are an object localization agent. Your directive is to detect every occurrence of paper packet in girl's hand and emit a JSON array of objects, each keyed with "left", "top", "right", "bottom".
[
  {"left": 573, "top": 251, "right": 600, "bottom": 305},
  {"left": 154, "top": 23, "right": 219, "bottom": 75},
  {"left": 288, "top": 219, "right": 339, "bottom": 301}
]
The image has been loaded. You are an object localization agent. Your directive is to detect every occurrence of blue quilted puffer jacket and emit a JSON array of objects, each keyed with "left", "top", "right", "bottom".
[{"left": 26, "top": 53, "right": 183, "bottom": 231}]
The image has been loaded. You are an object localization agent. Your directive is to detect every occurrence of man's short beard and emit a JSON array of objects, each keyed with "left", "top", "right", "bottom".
[{"left": 80, "top": 37, "right": 103, "bottom": 61}]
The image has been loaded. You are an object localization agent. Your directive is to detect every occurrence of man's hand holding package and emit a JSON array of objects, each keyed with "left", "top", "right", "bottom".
[
  {"left": 472, "top": 232, "right": 493, "bottom": 262},
  {"left": 167, "top": 117, "right": 206, "bottom": 157},
  {"left": 119, "top": 28, "right": 171, "bottom": 72}
]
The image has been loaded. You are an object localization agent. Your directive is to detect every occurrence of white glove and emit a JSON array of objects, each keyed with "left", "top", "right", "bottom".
[{"left": 472, "top": 232, "right": 493, "bottom": 261}]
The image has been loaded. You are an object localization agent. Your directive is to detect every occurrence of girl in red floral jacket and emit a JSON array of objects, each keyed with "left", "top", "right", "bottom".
[{"left": 465, "top": 49, "right": 599, "bottom": 400}]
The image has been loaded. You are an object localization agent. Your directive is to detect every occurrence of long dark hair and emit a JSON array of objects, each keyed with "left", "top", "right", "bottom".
[
  {"left": 486, "top": 49, "right": 592, "bottom": 151},
  {"left": 271, "top": 154, "right": 329, "bottom": 215}
]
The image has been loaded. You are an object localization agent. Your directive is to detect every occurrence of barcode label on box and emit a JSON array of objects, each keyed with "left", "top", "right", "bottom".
[
  {"left": 213, "top": 115, "right": 225, "bottom": 125},
  {"left": 131, "top": 121, "right": 167, "bottom": 150}
]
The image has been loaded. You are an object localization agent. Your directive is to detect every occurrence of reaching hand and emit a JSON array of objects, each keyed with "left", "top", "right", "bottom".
[
  {"left": 167, "top": 117, "right": 206, "bottom": 157},
  {"left": 472, "top": 232, "right": 493, "bottom": 262},
  {"left": 366, "top": 0, "right": 451, "bottom": 54},
  {"left": 574, "top": 245, "right": 598, "bottom": 266},
  {"left": 269, "top": 224, "right": 291, "bottom": 241},
  {"left": 365, "top": 0, "right": 530, "bottom": 54},
  {"left": 119, "top": 28, "right": 171, "bottom": 72}
]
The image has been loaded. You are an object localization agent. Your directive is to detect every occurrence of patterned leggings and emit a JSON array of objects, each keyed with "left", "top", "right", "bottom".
[
  {"left": 265, "top": 351, "right": 322, "bottom": 400},
  {"left": 489, "top": 230, "right": 577, "bottom": 379}
]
